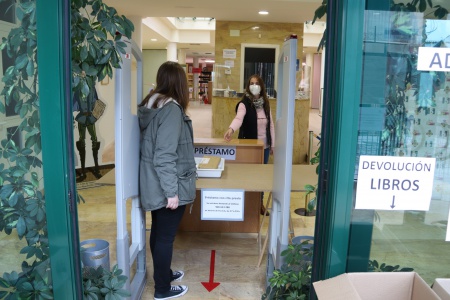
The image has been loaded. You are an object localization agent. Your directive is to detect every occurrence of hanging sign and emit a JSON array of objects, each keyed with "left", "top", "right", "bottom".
[
  {"left": 224, "top": 60, "right": 234, "bottom": 67},
  {"left": 417, "top": 47, "right": 450, "bottom": 72},
  {"left": 194, "top": 146, "right": 236, "bottom": 160},
  {"left": 355, "top": 155, "right": 435, "bottom": 211},
  {"left": 223, "top": 49, "right": 236, "bottom": 59},
  {"left": 201, "top": 189, "right": 245, "bottom": 221}
]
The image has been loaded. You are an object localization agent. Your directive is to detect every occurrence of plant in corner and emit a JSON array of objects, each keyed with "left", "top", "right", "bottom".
[
  {"left": 297, "top": 140, "right": 320, "bottom": 217},
  {"left": 368, "top": 260, "right": 414, "bottom": 272},
  {"left": 260, "top": 243, "right": 414, "bottom": 300},
  {"left": 0, "top": 0, "right": 133, "bottom": 298},
  {"left": 262, "top": 241, "right": 313, "bottom": 300},
  {"left": 82, "top": 265, "right": 130, "bottom": 300}
]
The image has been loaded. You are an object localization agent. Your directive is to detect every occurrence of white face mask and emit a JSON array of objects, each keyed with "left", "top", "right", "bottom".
[{"left": 249, "top": 84, "right": 261, "bottom": 96}]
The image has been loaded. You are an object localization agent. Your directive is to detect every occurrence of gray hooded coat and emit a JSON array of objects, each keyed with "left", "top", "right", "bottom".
[{"left": 138, "top": 96, "right": 196, "bottom": 211}]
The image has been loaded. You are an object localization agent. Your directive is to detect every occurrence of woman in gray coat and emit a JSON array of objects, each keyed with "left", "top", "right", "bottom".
[{"left": 138, "top": 61, "right": 196, "bottom": 300}]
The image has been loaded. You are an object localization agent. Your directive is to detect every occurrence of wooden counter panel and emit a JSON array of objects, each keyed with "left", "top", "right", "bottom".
[
  {"left": 194, "top": 138, "right": 264, "bottom": 164},
  {"left": 196, "top": 164, "right": 317, "bottom": 192},
  {"left": 179, "top": 164, "right": 317, "bottom": 233},
  {"left": 179, "top": 191, "right": 260, "bottom": 233},
  {"left": 195, "top": 138, "right": 264, "bottom": 147}
]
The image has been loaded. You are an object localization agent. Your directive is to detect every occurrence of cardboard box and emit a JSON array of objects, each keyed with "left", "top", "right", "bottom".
[
  {"left": 432, "top": 278, "right": 450, "bottom": 300},
  {"left": 194, "top": 157, "right": 225, "bottom": 178},
  {"left": 313, "top": 272, "right": 440, "bottom": 300},
  {"left": 198, "top": 156, "right": 221, "bottom": 169}
]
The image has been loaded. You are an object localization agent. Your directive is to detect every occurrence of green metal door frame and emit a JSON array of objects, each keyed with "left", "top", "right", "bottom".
[
  {"left": 36, "top": 0, "right": 82, "bottom": 298},
  {"left": 311, "top": 0, "right": 365, "bottom": 287}
]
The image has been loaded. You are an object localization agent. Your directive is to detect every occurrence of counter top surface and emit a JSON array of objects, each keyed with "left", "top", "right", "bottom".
[
  {"left": 97, "top": 164, "right": 317, "bottom": 192},
  {"left": 194, "top": 138, "right": 264, "bottom": 147},
  {"left": 197, "top": 164, "right": 317, "bottom": 192}
]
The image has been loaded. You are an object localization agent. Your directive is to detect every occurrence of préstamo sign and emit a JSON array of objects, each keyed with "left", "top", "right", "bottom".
[
  {"left": 417, "top": 47, "right": 450, "bottom": 72},
  {"left": 201, "top": 189, "right": 244, "bottom": 221},
  {"left": 355, "top": 155, "right": 435, "bottom": 211},
  {"left": 194, "top": 145, "right": 236, "bottom": 160}
]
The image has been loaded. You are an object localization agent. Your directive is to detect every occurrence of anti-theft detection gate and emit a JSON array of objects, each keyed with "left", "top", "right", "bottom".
[{"left": 115, "top": 39, "right": 146, "bottom": 300}]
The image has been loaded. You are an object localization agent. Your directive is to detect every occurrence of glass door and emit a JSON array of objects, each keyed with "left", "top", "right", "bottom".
[
  {"left": 348, "top": 1, "right": 450, "bottom": 284},
  {"left": 312, "top": 0, "right": 450, "bottom": 290},
  {"left": 0, "top": 0, "right": 82, "bottom": 298}
]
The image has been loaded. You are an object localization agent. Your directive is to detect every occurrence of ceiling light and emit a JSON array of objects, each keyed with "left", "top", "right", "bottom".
[
  {"left": 252, "top": 26, "right": 260, "bottom": 30},
  {"left": 258, "top": 11, "right": 269, "bottom": 15},
  {"left": 205, "top": 60, "right": 215, "bottom": 63},
  {"left": 150, "top": 38, "right": 157, "bottom": 41}
]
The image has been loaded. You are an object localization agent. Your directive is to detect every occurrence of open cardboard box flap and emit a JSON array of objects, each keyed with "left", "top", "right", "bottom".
[
  {"left": 313, "top": 272, "right": 440, "bottom": 300},
  {"left": 432, "top": 278, "right": 450, "bottom": 300}
]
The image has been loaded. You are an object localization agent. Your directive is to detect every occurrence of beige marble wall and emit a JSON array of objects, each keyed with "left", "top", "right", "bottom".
[
  {"left": 212, "top": 20, "right": 307, "bottom": 163},
  {"left": 212, "top": 97, "right": 309, "bottom": 164},
  {"left": 215, "top": 21, "right": 303, "bottom": 92}
]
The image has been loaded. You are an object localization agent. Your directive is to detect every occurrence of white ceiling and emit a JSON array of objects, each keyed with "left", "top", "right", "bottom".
[{"left": 104, "top": 0, "right": 324, "bottom": 60}]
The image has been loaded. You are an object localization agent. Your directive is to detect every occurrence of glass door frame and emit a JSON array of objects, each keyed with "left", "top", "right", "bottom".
[
  {"left": 36, "top": 0, "right": 82, "bottom": 297},
  {"left": 311, "top": 0, "right": 365, "bottom": 286}
]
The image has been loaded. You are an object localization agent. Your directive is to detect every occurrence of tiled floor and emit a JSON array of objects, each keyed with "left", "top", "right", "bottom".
[{"left": 77, "top": 187, "right": 314, "bottom": 299}]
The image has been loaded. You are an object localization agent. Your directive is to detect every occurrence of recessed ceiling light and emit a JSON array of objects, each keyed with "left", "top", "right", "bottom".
[
  {"left": 150, "top": 38, "right": 157, "bottom": 41},
  {"left": 252, "top": 26, "right": 260, "bottom": 30},
  {"left": 258, "top": 11, "right": 269, "bottom": 15}
]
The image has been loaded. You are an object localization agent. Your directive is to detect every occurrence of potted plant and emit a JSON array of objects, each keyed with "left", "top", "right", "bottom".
[
  {"left": 296, "top": 142, "right": 320, "bottom": 217},
  {"left": 261, "top": 240, "right": 414, "bottom": 300},
  {"left": 82, "top": 265, "right": 130, "bottom": 300},
  {"left": 262, "top": 241, "right": 313, "bottom": 300},
  {"left": 0, "top": 0, "right": 133, "bottom": 298}
]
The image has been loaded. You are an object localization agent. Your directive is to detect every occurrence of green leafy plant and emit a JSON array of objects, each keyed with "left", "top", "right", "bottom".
[
  {"left": 82, "top": 265, "right": 130, "bottom": 300},
  {"left": 302, "top": 140, "right": 320, "bottom": 216},
  {"left": 262, "top": 241, "right": 313, "bottom": 300},
  {"left": 261, "top": 245, "right": 414, "bottom": 300},
  {"left": 368, "top": 260, "right": 414, "bottom": 272},
  {"left": 0, "top": 0, "right": 133, "bottom": 298}
]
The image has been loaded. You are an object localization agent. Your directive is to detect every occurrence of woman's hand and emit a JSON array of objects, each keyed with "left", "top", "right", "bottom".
[
  {"left": 270, "top": 148, "right": 274, "bottom": 155},
  {"left": 224, "top": 128, "right": 234, "bottom": 142},
  {"left": 166, "top": 195, "right": 179, "bottom": 210}
]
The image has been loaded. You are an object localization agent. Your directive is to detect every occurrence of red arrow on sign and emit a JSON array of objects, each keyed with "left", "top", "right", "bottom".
[{"left": 201, "top": 250, "right": 220, "bottom": 292}]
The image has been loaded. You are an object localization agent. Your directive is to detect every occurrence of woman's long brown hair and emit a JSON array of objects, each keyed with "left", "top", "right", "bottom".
[{"left": 139, "top": 61, "right": 189, "bottom": 110}]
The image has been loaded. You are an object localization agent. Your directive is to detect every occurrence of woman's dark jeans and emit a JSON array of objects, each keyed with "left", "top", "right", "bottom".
[
  {"left": 262, "top": 147, "right": 270, "bottom": 201},
  {"left": 150, "top": 205, "right": 186, "bottom": 293}
]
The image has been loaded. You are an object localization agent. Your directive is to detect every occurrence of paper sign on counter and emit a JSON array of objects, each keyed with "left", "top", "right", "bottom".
[{"left": 201, "top": 189, "right": 244, "bottom": 221}]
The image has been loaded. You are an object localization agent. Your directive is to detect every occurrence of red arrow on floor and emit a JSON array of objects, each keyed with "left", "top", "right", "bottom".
[{"left": 201, "top": 250, "right": 220, "bottom": 292}]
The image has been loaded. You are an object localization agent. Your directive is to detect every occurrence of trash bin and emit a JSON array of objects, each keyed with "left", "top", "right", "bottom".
[
  {"left": 80, "top": 239, "right": 110, "bottom": 273},
  {"left": 291, "top": 235, "right": 314, "bottom": 250}
]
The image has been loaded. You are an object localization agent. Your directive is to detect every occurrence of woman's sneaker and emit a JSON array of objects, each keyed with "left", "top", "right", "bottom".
[
  {"left": 171, "top": 270, "right": 184, "bottom": 282},
  {"left": 154, "top": 285, "right": 188, "bottom": 300}
]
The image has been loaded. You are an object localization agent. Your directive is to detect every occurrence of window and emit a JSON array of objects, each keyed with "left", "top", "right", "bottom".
[{"left": 0, "top": 0, "right": 15, "bottom": 24}]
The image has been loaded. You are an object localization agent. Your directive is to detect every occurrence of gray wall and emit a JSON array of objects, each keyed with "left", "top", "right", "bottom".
[{"left": 143, "top": 49, "right": 166, "bottom": 97}]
